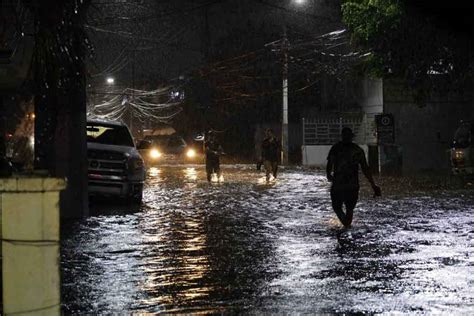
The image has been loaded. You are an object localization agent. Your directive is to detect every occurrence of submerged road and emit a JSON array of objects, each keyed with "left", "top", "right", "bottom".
[{"left": 61, "top": 165, "right": 474, "bottom": 314}]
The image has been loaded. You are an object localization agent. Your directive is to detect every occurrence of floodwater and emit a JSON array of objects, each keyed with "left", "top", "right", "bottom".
[{"left": 61, "top": 165, "right": 474, "bottom": 314}]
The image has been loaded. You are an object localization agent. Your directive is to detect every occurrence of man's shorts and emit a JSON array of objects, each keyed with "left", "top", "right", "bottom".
[
  {"left": 263, "top": 160, "right": 278, "bottom": 173},
  {"left": 206, "top": 159, "right": 220, "bottom": 174},
  {"left": 330, "top": 186, "right": 359, "bottom": 211}
]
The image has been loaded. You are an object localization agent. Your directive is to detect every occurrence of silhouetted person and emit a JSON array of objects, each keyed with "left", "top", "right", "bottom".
[
  {"left": 261, "top": 128, "right": 279, "bottom": 181},
  {"left": 326, "top": 127, "right": 381, "bottom": 227},
  {"left": 205, "top": 131, "right": 223, "bottom": 182}
]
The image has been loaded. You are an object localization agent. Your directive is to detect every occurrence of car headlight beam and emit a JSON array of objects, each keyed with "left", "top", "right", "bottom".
[
  {"left": 150, "top": 149, "right": 162, "bottom": 159},
  {"left": 186, "top": 149, "right": 196, "bottom": 158}
]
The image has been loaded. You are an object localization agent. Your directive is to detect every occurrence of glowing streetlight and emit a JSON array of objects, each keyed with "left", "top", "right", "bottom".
[
  {"left": 293, "top": 0, "right": 306, "bottom": 5},
  {"left": 106, "top": 77, "right": 115, "bottom": 85}
]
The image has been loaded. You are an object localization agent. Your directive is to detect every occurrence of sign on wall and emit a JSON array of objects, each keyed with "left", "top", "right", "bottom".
[{"left": 376, "top": 114, "right": 395, "bottom": 144}]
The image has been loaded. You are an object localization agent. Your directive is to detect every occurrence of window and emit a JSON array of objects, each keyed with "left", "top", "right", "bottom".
[{"left": 87, "top": 124, "right": 134, "bottom": 147}]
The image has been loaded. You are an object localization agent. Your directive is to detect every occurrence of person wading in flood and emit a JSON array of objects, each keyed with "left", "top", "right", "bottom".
[
  {"left": 261, "top": 128, "right": 279, "bottom": 182},
  {"left": 205, "top": 131, "right": 223, "bottom": 182},
  {"left": 326, "top": 127, "right": 381, "bottom": 227}
]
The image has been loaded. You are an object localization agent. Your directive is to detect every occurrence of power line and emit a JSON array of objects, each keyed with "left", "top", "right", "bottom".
[
  {"left": 89, "top": 0, "right": 225, "bottom": 27},
  {"left": 85, "top": 24, "right": 203, "bottom": 53}
]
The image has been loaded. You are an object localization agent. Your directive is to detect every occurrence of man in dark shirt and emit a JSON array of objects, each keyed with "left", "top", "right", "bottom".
[
  {"left": 326, "top": 127, "right": 381, "bottom": 227},
  {"left": 261, "top": 128, "right": 279, "bottom": 182},
  {"left": 205, "top": 131, "right": 223, "bottom": 182}
]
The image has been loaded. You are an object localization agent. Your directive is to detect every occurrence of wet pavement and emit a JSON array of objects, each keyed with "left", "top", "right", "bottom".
[{"left": 61, "top": 165, "right": 474, "bottom": 314}]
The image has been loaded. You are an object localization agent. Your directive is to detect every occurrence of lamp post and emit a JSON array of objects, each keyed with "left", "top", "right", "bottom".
[
  {"left": 281, "top": 0, "right": 306, "bottom": 165},
  {"left": 282, "top": 28, "right": 289, "bottom": 165}
]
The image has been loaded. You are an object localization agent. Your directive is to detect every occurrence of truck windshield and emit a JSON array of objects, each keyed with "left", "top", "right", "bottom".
[
  {"left": 453, "top": 123, "right": 471, "bottom": 149},
  {"left": 145, "top": 135, "right": 186, "bottom": 148},
  {"left": 87, "top": 124, "right": 134, "bottom": 147}
]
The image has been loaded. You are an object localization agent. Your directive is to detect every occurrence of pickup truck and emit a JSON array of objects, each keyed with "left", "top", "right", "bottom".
[{"left": 87, "top": 119, "right": 145, "bottom": 203}]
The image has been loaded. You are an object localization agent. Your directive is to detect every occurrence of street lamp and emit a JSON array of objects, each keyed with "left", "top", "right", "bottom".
[
  {"left": 280, "top": 0, "right": 307, "bottom": 165},
  {"left": 106, "top": 77, "right": 115, "bottom": 85},
  {"left": 281, "top": 29, "right": 289, "bottom": 165}
]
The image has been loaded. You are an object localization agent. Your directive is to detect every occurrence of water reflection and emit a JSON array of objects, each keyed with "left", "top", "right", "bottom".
[
  {"left": 183, "top": 167, "right": 197, "bottom": 182},
  {"left": 62, "top": 166, "right": 474, "bottom": 314},
  {"left": 61, "top": 215, "right": 144, "bottom": 313},
  {"left": 148, "top": 167, "right": 161, "bottom": 178},
  {"left": 136, "top": 166, "right": 277, "bottom": 312},
  {"left": 137, "top": 208, "right": 213, "bottom": 311}
]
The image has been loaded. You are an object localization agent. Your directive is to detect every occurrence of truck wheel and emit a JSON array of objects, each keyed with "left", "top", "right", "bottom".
[{"left": 128, "top": 191, "right": 143, "bottom": 204}]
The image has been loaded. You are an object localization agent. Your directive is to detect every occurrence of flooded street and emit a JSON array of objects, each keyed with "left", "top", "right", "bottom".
[{"left": 61, "top": 165, "right": 474, "bottom": 314}]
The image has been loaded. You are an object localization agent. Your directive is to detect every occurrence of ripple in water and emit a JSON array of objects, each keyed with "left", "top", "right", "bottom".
[{"left": 61, "top": 165, "right": 474, "bottom": 314}]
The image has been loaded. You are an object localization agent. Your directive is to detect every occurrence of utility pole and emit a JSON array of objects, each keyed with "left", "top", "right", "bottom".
[
  {"left": 130, "top": 48, "right": 135, "bottom": 135},
  {"left": 203, "top": 5, "right": 211, "bottom": 61},
  {"left": 281, "top": 0, "right": 307, "bottom": 164},
  {"left": 281, "top": 28, "right": 289, "bottom": 165}
]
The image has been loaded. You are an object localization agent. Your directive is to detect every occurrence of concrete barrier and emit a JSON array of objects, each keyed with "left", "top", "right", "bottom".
[{"left": 1, "top": 177, "right": 65, "bottom": 315}]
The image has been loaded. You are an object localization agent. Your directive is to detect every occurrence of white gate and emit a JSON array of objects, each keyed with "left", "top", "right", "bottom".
[
  {"left": 302, "top": 114, "right": 368, "bottom": 166},
  {"left": 303, "top": 115, "right": 367, "bottom": 145}
]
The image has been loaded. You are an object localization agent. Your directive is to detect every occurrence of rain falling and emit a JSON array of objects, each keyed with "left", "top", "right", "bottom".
[{"left": 0, "top": 0, "right": 472, "bottom": 314}]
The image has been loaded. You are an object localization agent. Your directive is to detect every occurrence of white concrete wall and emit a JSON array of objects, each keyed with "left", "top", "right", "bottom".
[
  {"left": 302, "top": 144, "right": 369, "bottom": 166},
  {"left": 302, "top": 145, "right": 332, "bottom": 166},
  {"left": 359, "top": 78, "right": 383, "bottom": 145},
  {"left": 1, "top": 177, "right": 65, "bottom": 315}
]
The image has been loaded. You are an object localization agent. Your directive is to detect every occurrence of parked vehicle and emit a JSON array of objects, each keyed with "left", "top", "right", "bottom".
[
  {"left": 87, "top": 119, "right": 145, "bottom": 203},
  {"left": 450, "top": 121, "right": 473, "bottom": 176},
  {"left": 137, "top": 134, "right": 201, "bottom": 165}
]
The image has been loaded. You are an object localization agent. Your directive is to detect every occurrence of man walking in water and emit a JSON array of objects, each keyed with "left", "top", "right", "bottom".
[
  {"left": 326, "top": 127, "right": 381, "bottom": 227},
  {"left": 205, "top": 131, "right": 223, "bottom": 182},
  {"left": 261, "top": 128, "right": 279, "bottom": 182}
]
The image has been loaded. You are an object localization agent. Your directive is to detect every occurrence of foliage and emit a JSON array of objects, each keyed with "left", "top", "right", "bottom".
[
  {"left": 342, "top": 0, "right": 472, "bottom": 104},
  {"left": 342, "top": 0, "right": 402, "bottom": 44},
  {"left": 19, "top": 0, "right": 92, "bottom": 172},
  {"left": 27, "top": 0, "right": 92, "bottom": 93}
]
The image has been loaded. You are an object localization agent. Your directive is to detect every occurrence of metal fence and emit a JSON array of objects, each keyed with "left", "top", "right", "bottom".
[{"left": 303, "top": 115, "right": 367, "bottom": 145}]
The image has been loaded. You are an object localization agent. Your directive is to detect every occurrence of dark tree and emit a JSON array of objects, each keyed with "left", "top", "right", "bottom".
[
  {"left": 342, "top": 0, "right": 473, "bottom": 104},
  {"left": 26, "top": 0, "right": 91, "bottom": 217}
]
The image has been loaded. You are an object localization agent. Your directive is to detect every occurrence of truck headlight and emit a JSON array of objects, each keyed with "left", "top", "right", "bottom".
[
  {"left": 186, "top": 149, "right": 196, "bottom": 158},
  {"left": 150, "top": 149, "right": 162, "bottom": 159}
]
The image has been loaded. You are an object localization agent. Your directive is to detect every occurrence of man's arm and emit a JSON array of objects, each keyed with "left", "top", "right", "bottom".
[
  {"left": 205, "top": 142, "right": 213, "bottom": 155},
  {"left": 359, "top": 150, "right": 381, "bottom": 196},
  {"left": 326, "top": 158, "right": 334, "bottom": 182},
  {"left": 326, "top": 146, "right": 335, "bottom": 181}
]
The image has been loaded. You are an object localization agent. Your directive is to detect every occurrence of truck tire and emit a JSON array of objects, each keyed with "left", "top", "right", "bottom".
[{"left": 128, "top": 190, "right": 143, "bottom": 205}]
